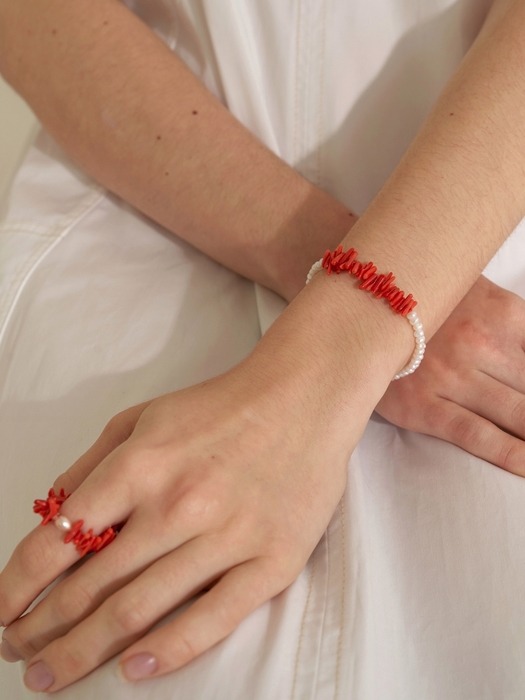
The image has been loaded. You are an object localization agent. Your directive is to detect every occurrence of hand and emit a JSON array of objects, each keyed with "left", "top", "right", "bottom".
[
  {"left": 377, "top": 275, "right": 525, "bottom": 476},
  {"left": 0, "top": 347, "right": 360, "bottom": 692}
]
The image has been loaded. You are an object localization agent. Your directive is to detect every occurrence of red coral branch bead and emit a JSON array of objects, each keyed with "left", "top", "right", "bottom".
[
  {"left": 33, "top": 488, "right": 69, "bottom": 525},
  {"left": 320, "top": 246, "right": 418, "bottom": 317},
  {"left": 33, "top": 489, "right": 118, "bottom": 556}
]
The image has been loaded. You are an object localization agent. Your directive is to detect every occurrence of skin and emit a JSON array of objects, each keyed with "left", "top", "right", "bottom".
[
  {"left": 0, "top": 0, "right": 355, "bottom": 302},
  {"left": 1, "top": 0, "right": 525, "bottom": 692},
  {"left": 378, "top": 276, "right": 525, "bottom": 469}
]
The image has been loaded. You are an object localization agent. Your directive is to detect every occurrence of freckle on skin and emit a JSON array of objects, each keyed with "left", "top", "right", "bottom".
[
  {"left": 156, "top": 135, "right": 162, "bottom": 141},
  {"left": 164, "top": 171, "right": 170, "bottom": 176},
  {"left": 449, "top": 112, "right": 455, "bottom": 116},
  {"left": 192, "top": 110, "right": 199, "bottom": 115},
  {"left": 51, "top": 29, "right": 57, "bottom": 35}
]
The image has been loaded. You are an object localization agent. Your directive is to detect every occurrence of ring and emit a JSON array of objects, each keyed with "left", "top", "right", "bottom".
[{"left": 33, "top": 488, "right": 118, "bottom": 556}]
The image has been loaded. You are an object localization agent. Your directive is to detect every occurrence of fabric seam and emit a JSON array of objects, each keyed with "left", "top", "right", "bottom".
[{"left": 0, "top": 189, "right": 105, "bottom": 351}]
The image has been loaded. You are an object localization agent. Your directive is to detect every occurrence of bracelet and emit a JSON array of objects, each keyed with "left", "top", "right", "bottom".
[{"left": 306, "top": 246, "right": 426, "bottom": 380}]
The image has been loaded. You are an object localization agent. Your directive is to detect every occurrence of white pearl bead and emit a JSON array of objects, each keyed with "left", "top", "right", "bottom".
[
  {"left": 54, "top": 515, "right": 72, "bottom": 532},
  {"left": 305, "top": 257, "right": 426, "bottom": 382},
  {"left": 393, "top": 309, "right": 426, "bottom": 380}
]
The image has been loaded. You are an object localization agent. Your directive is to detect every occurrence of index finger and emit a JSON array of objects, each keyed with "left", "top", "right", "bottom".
[{"left": 0, "top": 450, "right": 132, "bottom": 627}]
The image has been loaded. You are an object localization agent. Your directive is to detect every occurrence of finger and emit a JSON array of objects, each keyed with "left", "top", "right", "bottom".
[
  {"left": 430, "top": 399, "right": 525, "bottom": 476},
  {"left": 2, "top": 504, "right": 209, "bottom": 660},
  {"left": 0, "top": 637, "right": 23, "bottom": 662},
  {"left": 454, "top": 370, "right": 525, "bottom": 439},
  {"left": 0, "top": 442, "right": 136, "bottom": 626},
  {"left": 118, "top": 558, "right": 282, "bottom": 682},
  {"left": 53, "top": 403, "right": 150, "bottom": 494},
  {"left": 2, "top": 523, "right": 150, "bottom": 661},
  {"left": 20, "top": 539, "right": 248, "bottom": 692},
  {"left": 484, "top": 357, "right": 525, "bottom": 396}
]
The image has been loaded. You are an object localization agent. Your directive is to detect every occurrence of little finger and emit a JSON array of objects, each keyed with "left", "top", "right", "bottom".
[
  {"left": 119, "top": 557, "right": 286, "bottom": 682},
  {"left": 431, "top": 399, "right": 525, "bottom": 476}
]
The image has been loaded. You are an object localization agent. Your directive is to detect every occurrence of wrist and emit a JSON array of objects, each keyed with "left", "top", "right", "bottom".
[
  {"left": 246, "top": 270, "right": 414, "bottom": 444},
  {"left": 262, "top": 184, "right": 358, "bottom": 302}
]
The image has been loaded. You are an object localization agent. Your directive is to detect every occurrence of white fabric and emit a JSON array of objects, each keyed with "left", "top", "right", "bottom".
[{"left": 2, "top": 1, "right": 525, "bottom": 698}]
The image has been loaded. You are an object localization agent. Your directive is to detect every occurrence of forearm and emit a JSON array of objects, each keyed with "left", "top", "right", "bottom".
[
  {"left": 335, "top": 0, "right": 525, "bottom": 337},
  {"left": 0, "top": 0, "right": 353, "bottom": 301},
  {"left": 252, "top": 0, "right": 525, "bottom": 421},
  {"left": 2, "top": 1, "right": 523, "bottom": 387}
]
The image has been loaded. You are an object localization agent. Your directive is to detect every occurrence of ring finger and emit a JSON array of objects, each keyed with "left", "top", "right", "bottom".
[{"left": 1, "top": 502, "right": 210, "bottom": 661}]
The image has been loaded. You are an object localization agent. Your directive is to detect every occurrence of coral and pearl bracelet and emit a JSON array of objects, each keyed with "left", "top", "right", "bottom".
[{"left": 306, "top": 246, "right": 426, "bottom": 380}]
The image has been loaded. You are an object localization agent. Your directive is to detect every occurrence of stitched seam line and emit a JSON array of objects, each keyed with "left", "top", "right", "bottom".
[
  {"left": 334, "top": 499, "right": 347, "bottom": 700},
  {"left": 293, "top": 0, "right": 303, "bottom": 168},
  {"left": 0, "top": 189, "right": 105, "bottom": 351},
  {"left": 316, "top": 0, "right": 328, "bottom": 189},
  {"left": 290, "top": 554, "right": 317, "bottom": 700}
]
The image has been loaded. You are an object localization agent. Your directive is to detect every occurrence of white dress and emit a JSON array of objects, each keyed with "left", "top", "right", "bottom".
[{"left": 2, "top": 1, "right": 525, "bottom": 698}]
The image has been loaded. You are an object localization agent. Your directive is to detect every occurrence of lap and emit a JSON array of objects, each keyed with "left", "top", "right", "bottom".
[{"left": 2, "top": 137, "right": 525, "bottom": 699}]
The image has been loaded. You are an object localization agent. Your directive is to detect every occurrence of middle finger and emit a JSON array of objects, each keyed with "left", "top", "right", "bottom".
[{"left": 2, "top": 505, "right": 207, "bottom": 660}]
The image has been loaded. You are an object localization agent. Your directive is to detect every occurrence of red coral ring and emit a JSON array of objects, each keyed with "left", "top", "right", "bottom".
[{"left": 33, "top": 488, "right": 118, "bottom": 557}]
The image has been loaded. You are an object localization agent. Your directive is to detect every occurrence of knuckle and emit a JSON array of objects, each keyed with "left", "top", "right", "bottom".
[
  {"left": 53, "top": 582, "right": 95, "bottom": 623},
  {"left": 52, "top": 471, "right": 75, "bottom": 495},
  {"left": 172, "top": 632, "right": 199, "bottom": 665},
  {"left": 510, "top": 400, "right": 525, "bottom": 429},
  {"left": 177, "top": 491, "right": 218, "bottom": 525},
  {"left": 447, "top": 414, "right": 480, "bottom": 446},
  {"left": 168, "top": 479, "right": 226, "bottom": 529},
  {"left": 109, "top": 596, "right": 151, "bottom": 636},
  {"left": 495, "top": 289, "right": 522, "bottom": 323},
  {"left": 499, "top": 443, "right": 525, "bottom": 476},
  {"left": 102, "top": 411, "right": 128, "bottom": 438},
  {"left": 457, "top": 318, "right": 486, "bottom": 347},
  {"left": 4, "top": 627, "right": 38, "bottom": 659},
  {"left": 99, "top": 409, "right": 137, "bottom": 448},
  {"left": 58, "top": 645, "right": 89, "bottom": 677},
  {"left": 266, "top": 554, "right": 301, "bottom": 590},
  {"left": 117, "top": 443, "right": 163, "bottom": 478}
]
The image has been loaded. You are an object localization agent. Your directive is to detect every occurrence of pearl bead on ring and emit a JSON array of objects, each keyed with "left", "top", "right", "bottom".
[
  {"left": 33, "top": 488, "right": 118, "bottom": 557},
  {"left": 54, "top": 515, "right": 72, "bottom": 533}
]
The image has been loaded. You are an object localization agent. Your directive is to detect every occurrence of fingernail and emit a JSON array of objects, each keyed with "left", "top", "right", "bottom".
[
  {"left": 24, "top": 661, "right": 55, "bottom": 692},
  {"left": 0, "top": 639, "right": 23, "bottom": 662},
  {"left": 120, "top": 653, "right": 158, "bottom": 681}
]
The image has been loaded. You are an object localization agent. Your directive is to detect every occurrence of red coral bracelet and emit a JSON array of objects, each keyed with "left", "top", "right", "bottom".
[
  {"left": 306, "top": 246, "right": 426, "bottom": 379},
  {"left": 33, "top": 488, "right": 118, "bottom": 557}
]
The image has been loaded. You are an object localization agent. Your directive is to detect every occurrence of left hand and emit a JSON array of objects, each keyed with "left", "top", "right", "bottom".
[{"left": 377, "top": 275, "right": 525, "bottom": 476}]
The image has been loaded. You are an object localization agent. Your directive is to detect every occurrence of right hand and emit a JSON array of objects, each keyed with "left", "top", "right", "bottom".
[{"left": 0, "top": 280, "right": 399, "bottom": 692}]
